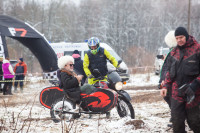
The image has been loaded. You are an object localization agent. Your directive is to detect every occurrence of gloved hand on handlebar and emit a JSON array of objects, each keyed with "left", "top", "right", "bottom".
[
  {"left": 88, "top": 74, "right": 95, "bottom": 79},
  {"left": 117, "top": 67, "right": 124, "bottom": 73}
]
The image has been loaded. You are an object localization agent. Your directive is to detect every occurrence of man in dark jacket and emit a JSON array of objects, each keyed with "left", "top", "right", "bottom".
[
  {"left": 83, "top": 37, "right": 118, "bottom": 118},
  {"left": 14, "top": 58, "right": 27, "bottom": 93},
  {"left": 83, "top": 37, "right": 118, "bottom": 85},
  {"left": 160, "top": 27, "right": 200, "bottom": 133},
  {"left": 72, "top": 50, "right": 86, "bottom": 85}
]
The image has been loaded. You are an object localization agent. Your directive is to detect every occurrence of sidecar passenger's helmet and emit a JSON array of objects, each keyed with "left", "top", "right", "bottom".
[{"left": 87, "top": 37, "right": 100, "bottom": 55}]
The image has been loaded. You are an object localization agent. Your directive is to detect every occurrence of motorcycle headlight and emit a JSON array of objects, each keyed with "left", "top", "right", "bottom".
[{"left": 115, "top": 82, "right": 123, "bottom": 90}]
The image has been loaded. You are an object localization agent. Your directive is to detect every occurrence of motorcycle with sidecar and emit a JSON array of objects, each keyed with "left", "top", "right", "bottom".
[{"left": 39, "top": 61, "right": 135, "bottom": 123}]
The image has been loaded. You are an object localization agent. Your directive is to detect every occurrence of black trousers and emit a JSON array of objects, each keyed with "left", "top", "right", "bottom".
[
  {"left": 164, "top": 89, "right": 171, "bottom": 109},
  {"left": 3, "top": 78, "right": 13, "bottom": 94},
  {"left": 0, "top": 74, "right": 3, "bottom": 89},
  {"left": 171, "top": 98, "right": 200, "bottom": 133}
]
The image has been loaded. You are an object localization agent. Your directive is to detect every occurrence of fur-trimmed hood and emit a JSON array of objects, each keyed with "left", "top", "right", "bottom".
[
  {"left": 57, "top": 55, "right": 74, "bottom": 69},
  {"left": 164, "top": 30, "right": 177, "bottom": 48}
]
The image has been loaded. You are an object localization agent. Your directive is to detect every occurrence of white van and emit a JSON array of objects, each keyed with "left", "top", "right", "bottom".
[
  {"left": 154, "top": 47, "right": 170, "bottom": 75},
  {"left": 50, "top": 42, "right": 130, "bottom": 81}
]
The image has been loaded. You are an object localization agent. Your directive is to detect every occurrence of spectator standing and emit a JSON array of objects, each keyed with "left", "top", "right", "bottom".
[
  {"left": 160, "top": 27, "right": 200, "bottom": 133},
  {"left": 2, "top": 57, "right": 15, "bottom": 95},
  {"left": 72, "top": 50, "right": 87, "bottom": 85},
  {"left": 158, "top": 30, "right": 177, "bottom": 127},
  {"left": 0, "top": 56, "right": 3, "bottom": 92},
  {"left": 14, "top": 58, "right": 27, "bottom": 93}
]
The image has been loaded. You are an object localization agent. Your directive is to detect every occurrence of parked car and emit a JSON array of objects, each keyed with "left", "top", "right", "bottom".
[
  {"left": 154, "top": 47, "right": 170, "bottom": 75},
  {"left": 10, "top": 60, "right": 18, "bottom": 68}
]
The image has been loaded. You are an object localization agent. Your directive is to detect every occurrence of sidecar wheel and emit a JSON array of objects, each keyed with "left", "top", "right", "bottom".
[
  {"left": 116, "top": 97, "right": 135, "bottom": 119},
  {"left": 50, "top": 98, "right": 75, "bottom": 123}
]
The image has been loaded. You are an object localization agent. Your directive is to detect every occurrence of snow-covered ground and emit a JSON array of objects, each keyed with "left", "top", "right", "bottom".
[
  {"left": 125, "top": 73, "right": 159, "bottom": 87},
  {"left": 0, "top": 73, "right": 192, "bottom": 133}
]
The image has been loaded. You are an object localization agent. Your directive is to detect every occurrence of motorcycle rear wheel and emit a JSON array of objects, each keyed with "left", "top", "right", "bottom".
[
  {"left": 50, "top": 98, "right": 75, "bottom": 123},
  {"left": 116, "top": 97, "right": 135, "bottom": 119}
]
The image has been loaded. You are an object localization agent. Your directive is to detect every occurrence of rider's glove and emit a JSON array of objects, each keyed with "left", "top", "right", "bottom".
[
  {"left": 185, "top": 79, "right": 200, "bottom": 104},
  {"left": 185, "top": 86, "right": 195, "bottom": 104},
  {"left": 88, "top": 74, "right": 94, "bottom": 79},
  {"left": 117, "top": 68, "right": 124, "bottom": 73}
]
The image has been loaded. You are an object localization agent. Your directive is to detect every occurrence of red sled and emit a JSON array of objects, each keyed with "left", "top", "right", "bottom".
[
  {"left": 80, "top": 88, "right": 118, "bottom": 112},
  {"left": 40, "top": 86, "right": 118, "bottom": 112},
  {"left": 39, "top": 86, "right": 64, "bottom": 109}
]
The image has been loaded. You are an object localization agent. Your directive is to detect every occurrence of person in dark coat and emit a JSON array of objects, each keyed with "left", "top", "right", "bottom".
[
  {"left": 158, "top": 30, "right": 177, "bottom": 126},
  {"left": 0, "top": 56, "right": 3, "bottom": 92},
  {"left": 160, "top": 27, "right": 200, "bottom": 133},
  {"left": 14, "top": 58, "right": 27, "bottom": 93},
  {"left": 72, "top": 50, "right": 87, "bottom": 85},
  {"left": 57, "top": 55, "right": 94, "bottom": 102}
]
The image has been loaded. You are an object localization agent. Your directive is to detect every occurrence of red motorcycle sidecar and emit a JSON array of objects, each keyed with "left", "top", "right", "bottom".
[{"left": 40, "top": 86, "right": 118, "bottom": 112}]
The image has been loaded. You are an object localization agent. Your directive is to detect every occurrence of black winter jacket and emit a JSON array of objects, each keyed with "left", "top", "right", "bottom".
[
  {"left": 164, "top": 36, "right": 200, "bottom": 108},
  {"left": 60, "top": 70, "right": 80, "bottom": 101},
  {"left": 159, "top": 50, "right": 172, "bottom": 84},
  {"left": 74, "top": 57, "right": 86, "bottom": 84}
]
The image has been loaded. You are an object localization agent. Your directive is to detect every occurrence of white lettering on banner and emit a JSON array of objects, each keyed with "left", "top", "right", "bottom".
[
  {"left": 64, "top": 45, "right": 81, "bottom": 48},
  {"left": 8, "top": 27, "right": 16, "bottom": 36},
  {"left": 51, "top": 45, "right": 63, "bottom": 49}
]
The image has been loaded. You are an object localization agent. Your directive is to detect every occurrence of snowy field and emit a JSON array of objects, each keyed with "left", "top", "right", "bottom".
[{"left": 0, "top": 73, "right": 192, "bottom": 133}]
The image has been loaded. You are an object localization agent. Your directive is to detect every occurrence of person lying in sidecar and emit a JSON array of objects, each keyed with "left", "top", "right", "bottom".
[{"left": 57, "top": 55, "right": 95, "bottom": 103}]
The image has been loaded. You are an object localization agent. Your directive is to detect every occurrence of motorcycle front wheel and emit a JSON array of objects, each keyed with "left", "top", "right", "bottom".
[
  {"left": 116, "top": 96, "right": 135, "bottom": 119},
  {"left": 50, "top": 98, "right": 75, "bottom": 123}
]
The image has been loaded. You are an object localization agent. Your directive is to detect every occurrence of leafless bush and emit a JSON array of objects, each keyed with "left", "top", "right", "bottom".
[{"left": 129, "top": 67, "right": 155, "bottom": 74}]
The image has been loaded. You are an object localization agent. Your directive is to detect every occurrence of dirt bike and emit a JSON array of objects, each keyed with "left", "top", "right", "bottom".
[{"left": 40, "top": 61, "right": 135, "bottom": 123}]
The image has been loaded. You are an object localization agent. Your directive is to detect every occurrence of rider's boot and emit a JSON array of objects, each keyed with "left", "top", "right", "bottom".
[
  {"left": 106, "top": 112, "right": 110, "bottom": 118},
  {"left": 89, "top": 114, "right": 93, "bottom": 119}
]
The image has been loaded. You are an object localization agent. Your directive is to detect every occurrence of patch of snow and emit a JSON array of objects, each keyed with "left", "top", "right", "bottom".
[{"left": 126, "top": 73, "right": 159, "bottom": 87}]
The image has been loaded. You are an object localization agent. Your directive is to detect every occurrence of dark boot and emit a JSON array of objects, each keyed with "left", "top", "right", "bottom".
[
  {"left": 89, "top": 114, "right": 92, "bottom": 119},
  {"left": 3, "top": 91, "right": 8, "bottom": 95},
  {"left": 14, "top": 86, "right": 18, "bottom": 93},
  {"left": 106, "top": 112, "right": 111, "bottom": 118},
  {"left": 3, "top": 85, "right": 8, "bottom": 95},
  {"left": 20, "top": 86, "right": 23, "bottom": 93},
  {"left": 7, "top": 86, "right": 13, "bottom": 95}
]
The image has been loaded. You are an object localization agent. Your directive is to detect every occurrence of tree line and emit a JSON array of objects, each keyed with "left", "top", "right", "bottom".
[{"left": 0, "top": 0, "right": 200, "bottom": 73}]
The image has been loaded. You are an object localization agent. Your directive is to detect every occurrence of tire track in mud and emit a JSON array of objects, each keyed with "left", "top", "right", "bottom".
[
  {"left": 124, "top": 85, "right": 163, "bottom": 103},
  {"left": 124, "top": 85, "right": 157, "bottom": 90}
]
